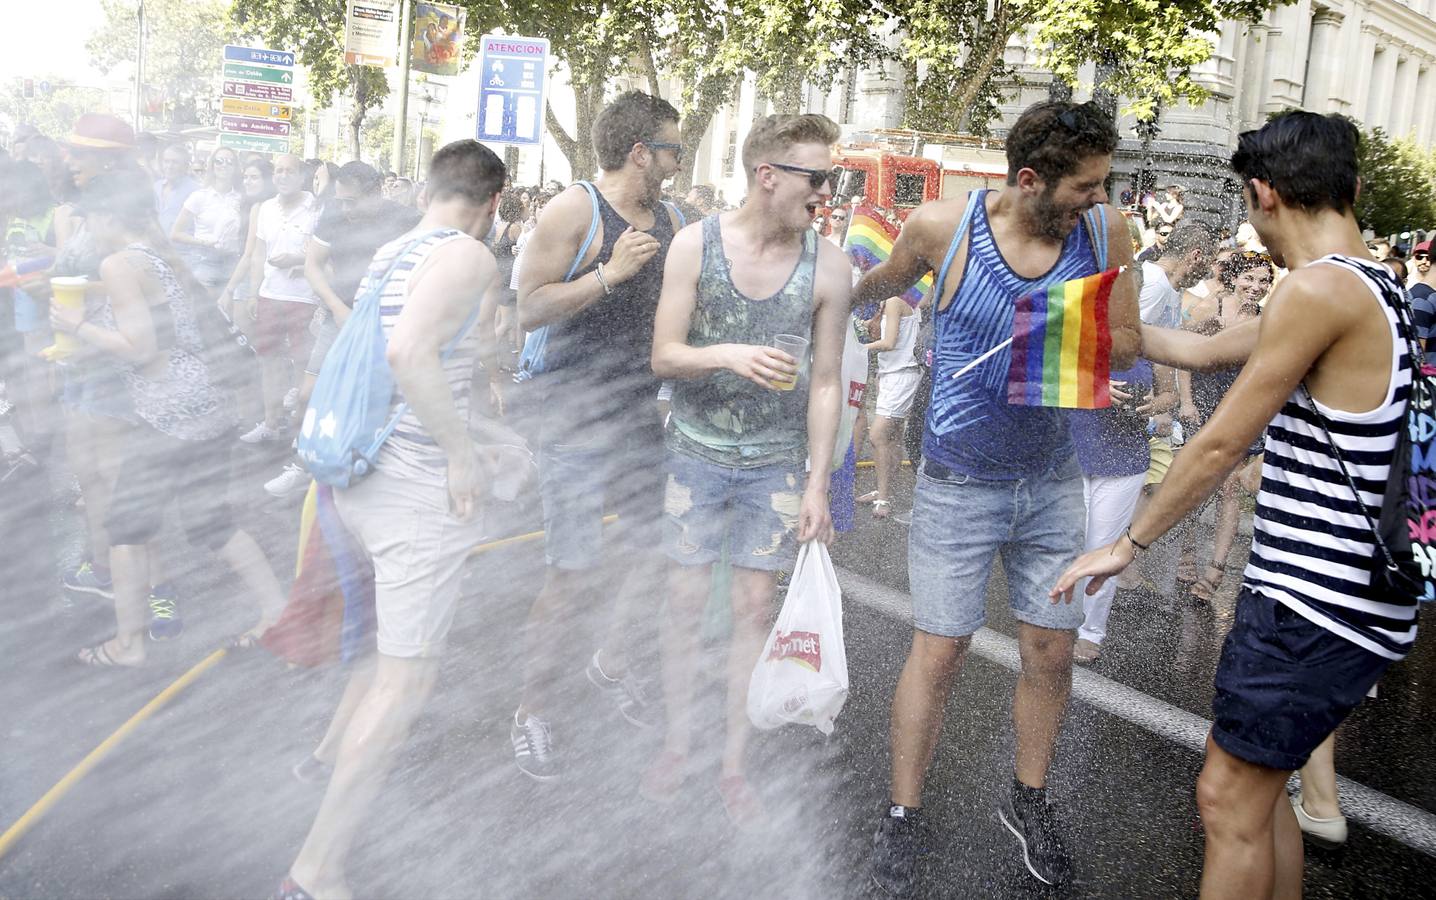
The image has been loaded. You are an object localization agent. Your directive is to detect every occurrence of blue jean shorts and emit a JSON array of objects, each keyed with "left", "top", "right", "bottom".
[
  {"left": 663, "top": 449, "right": 805, "bottom": 573},
  {"left": 908, "top": 457, "right": 1086, "bottom": 637},
  {"left": 1211, "top": 589, "right": 1390, "bottom": 770},
  {"left": 538, "top": 425, "right": 665, "bottom": 571}
]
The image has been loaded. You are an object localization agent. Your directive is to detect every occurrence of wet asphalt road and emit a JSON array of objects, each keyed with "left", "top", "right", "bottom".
[{"left": 2, "top": 441, "right": 1435, "bottom": 899}]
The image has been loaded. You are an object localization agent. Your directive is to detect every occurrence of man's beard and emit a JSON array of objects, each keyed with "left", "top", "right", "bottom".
[{"left": 1031, "top": 188, "right": 1085, "bottom": 241}]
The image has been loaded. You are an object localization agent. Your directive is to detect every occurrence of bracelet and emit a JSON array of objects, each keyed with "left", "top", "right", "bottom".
[
  {"left": 594, "top": 262, "right": 612, "bottom": 295},
  {"left": 1124, "top": 526, "right": 1150, "bottom": 553}
]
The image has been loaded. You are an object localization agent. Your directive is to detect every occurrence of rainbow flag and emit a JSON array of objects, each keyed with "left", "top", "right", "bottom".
[
  {"left": 842, "top": 206, "right": 933, "bottom": 307},
  {"left": 1007, "top": 269, "right": 1120, "bottom": 409}
]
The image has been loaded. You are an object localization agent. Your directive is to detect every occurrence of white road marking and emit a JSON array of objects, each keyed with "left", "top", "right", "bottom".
[{"left": 836, "top": 566, "right": 1436, "bottom": 858}]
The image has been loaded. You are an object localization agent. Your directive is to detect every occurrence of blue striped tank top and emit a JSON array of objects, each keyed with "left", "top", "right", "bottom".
[{"left": 923, "top": 191, "right": 1105, "bottom": 479}]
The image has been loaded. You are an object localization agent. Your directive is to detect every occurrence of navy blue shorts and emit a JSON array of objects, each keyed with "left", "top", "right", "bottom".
[{"left": 1211, "top": 589, "right": 1391, "bottom": 771}]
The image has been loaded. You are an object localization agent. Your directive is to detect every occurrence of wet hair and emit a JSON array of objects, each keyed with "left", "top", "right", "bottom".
[
  {"left": 741, "top": 113, "right": 842, "bottom": 178},
  {"left": 591, "top": 90, "right": 681, "bottom": 172},
  {"left": 1384, "top": 257, "right": 1409, "bottom": 282},
  {"left": 1219, "top": 250, "right": 1275, "bottom": 292},
  {"left": 1231, "top": 111, "right": 1359, "bottom": 214},
  {"left": 1, "top": 161, "right": 54, "bottom": 216},
  {"left": 1004, "top": 101, "right": 1118, "bottom": 186},
  {"left": 1160, "top": 223, "right": 1216, "bottom": 260},
  {"left": 313, "top": 161, "right": 340, "bottom": 200},
  {"left": 335, "top": 160, "right": 383, "bottom": 194},
  {"left": 497, "top": 188, "right": 524, "bottom": 223},
  {"left": 77, "top": 169, "right": 162, "bottom": 230},
  {"left": 426, "top": 140, "right": 506, "bottom": 205}
]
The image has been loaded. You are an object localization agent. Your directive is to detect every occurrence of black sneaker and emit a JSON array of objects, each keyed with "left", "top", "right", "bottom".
[
  {"left": 511, "top": 709, "right": 559, "bottom": 782},
  {"left": 871, "top": 806, "right": 925, "bottom": 897},
  {"left": 997, "top": 786, "right": 1073, "bottom": 886},
  {"left": 585, "top": 651, "right": 655, "bottom": 728}
]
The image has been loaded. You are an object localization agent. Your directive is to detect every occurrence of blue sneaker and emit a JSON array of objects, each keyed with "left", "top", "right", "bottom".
[
  {"left": 63, "top": 561, "right": 114, "bottom": 599},
  {"left": 147, "top": 586, "right": 184, "bottom": 641}
]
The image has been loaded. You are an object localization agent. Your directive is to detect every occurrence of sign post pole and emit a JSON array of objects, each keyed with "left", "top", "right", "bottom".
[{"left": 392, "top": 0, "right": 413, "bottom": 176}]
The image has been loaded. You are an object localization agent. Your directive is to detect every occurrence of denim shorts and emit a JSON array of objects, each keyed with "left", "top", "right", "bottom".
[
  {"left": 908, "top": 457, "right": 1086, "bottom": 637},
  {"left": 662, "top": 450, "right": 805, "bottom": 572},
  {"left": 305, "top": 309, "right": 339, "bottom": 376},
  {"left": 1211, "top": 589, "right": 1391, "bottom": 770},
  {"left": 538, "top": 425, "right": 665, "bottom": 571}
]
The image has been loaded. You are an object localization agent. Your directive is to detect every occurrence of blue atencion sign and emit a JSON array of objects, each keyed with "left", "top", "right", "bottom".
[{"left": 476, "top": 34, "right": 549, "bottom": 147}]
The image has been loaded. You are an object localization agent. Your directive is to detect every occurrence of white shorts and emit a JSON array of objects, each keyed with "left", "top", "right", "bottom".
[
  {"left": 334, "top": 469, "right": 487, "bottom": 658},
  {"left": 876, "top": 367, "right": 923, "bottom": 419}
]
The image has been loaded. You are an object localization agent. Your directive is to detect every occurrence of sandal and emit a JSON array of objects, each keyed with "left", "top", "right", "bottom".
[
  {"left": 1190, "top": 563, "right": 1226, "bottom": 603},
  {"left": 856, "top": 490, "right": 879, "bottom": 505},
  {"left": 1072, "top": 638, "right": 1101, "bottom": 663},
  {"left": 872, "top": 499, "right": 891, "bottom": 519},
  {"left": 273, "top": 877, "right": 317, "bottom": 900},
  {"left": 77, "top": 642, "right": 140, "bottom": 668},
  {"left": 1174, "top": 553, "right": 1200, "bottom": 590},
  {"left": 228, "top": 631, "right": 264, "bottom": 651}
]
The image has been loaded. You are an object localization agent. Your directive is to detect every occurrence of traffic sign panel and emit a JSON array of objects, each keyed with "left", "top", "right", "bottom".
[
  {"left": 223, "top": 81, "right": 294, "bottom": 103},
  {"left": 221, "top": 97, "right": 291, "bottom": 121},
  {"left": 221, "top": 116, "right": 291, "bottom": 138},
  {"left": 224, "top": 45, "right": 295, "bottom": 68},
  {"left": 476, "top": 34, "right": 549, "bottom": 147},
  {"left": 223, "top": 63, "right": 294, "bottom": 85},
  {"left": 219, "top": 132, "right": 289, "bottom": 155}
]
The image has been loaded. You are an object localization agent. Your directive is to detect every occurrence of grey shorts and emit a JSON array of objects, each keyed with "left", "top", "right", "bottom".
[
  {"left": 537, "top": 425, "right": 666, "bottom": 571},
  {"left": 305, "top": 309, "right": 340, "bottom": 376},
  {"left": 908, "top": 457, "right": 1086, "bottom": 637}
]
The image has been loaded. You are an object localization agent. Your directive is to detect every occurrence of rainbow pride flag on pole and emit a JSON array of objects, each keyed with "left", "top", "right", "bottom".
[
  {"left": 1006, "top": 268, "right": 1122, "bottom": 409},
  {"left": 842, "top": 206, "right": 933, "bottom": 307}
]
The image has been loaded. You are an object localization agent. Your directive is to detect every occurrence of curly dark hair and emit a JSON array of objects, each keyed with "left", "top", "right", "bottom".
[
  {"left": 1005, "top": 101, "right": 1119, "bottom": 186},
  {"left": 1232, "top": 111, "right": 1359, "bottom": 214},
  {"left": 591, "top": 90, "right": 681, "bottom": 172},
  {"left": 1219, "top": 250, "right": 1275, "bottom": 292}
]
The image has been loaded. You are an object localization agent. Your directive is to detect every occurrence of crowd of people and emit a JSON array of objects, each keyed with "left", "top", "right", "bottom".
[{"left": 0, "top": 91, "right": 1428, "bottom": 900}]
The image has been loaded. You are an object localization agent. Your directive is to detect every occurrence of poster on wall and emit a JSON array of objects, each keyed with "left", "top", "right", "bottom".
[
  {"left": 410, "top": 2, "right": 466, "bottom": 76},
  {"left": 344, "top": 0, "right": 401, "bottom": 67}
]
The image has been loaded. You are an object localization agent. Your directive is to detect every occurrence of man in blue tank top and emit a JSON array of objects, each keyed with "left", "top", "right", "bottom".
[
  {"left": 1056, "top": 112, "right": 1414, "bottom": 900},
  {"left": 855, "top": 101, "right": 1141, "bottom": 893},
  {"left": 647, "top": 113, "right": 852, "bottom": 829},
  {"left": 510, "top": 91, "right": 686, "bottom": 781}
]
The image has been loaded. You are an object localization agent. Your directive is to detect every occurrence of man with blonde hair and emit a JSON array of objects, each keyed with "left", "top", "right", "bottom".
[{"left": 645, "top": 113, "right": 851, "bottom": 828}]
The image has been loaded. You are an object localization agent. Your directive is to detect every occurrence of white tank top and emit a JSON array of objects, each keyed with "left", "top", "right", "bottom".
[{"left": 877, "top": 307, "right": 920, "bottom": 375}]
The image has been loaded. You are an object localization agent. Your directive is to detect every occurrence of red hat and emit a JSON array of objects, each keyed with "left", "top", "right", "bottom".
[
  {"left": 1416, "top": 240, "right": 1431, "bottom": 255},
  {"left": 64, "top": 114, "right": 136, "bottom": 151}
]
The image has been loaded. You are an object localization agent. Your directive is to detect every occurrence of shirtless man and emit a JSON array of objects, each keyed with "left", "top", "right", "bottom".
[
  {"left": 855, "top": 100, "right": 1141, "bottom": 893},
  {"left": 646, "top": 113, "right": 850, "bottom": 828},
  {"left": 1055, "top": 111, "right": 1418, "bottom": 900}
]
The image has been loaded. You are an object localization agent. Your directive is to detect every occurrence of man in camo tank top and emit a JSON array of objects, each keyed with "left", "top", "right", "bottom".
[{"left": 644, "top": 113, "right": 852, "bottom": 829}]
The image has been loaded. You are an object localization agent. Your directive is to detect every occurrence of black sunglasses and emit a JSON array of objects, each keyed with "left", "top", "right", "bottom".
[
  {"left": 643, "top": 141, "right": 684, "bottom": 162},
  {"left": 765, "top": 162, "right": 836, "bottom": 191},
  {"left": 1416, "top": 253, "right": 1431, "bottom": 261}
]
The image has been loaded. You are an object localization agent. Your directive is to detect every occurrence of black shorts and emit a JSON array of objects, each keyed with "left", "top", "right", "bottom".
[
  {"left": 1211, "top": 589, "right": 1391, "bottom": 770},
  {"left": 105, "top": 426, "right": 237, "bottom": 551}
]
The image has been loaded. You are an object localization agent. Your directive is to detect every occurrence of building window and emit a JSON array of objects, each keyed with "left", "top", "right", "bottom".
[{"left": 722, "top": 130, "right": 737, "bottom": 178}]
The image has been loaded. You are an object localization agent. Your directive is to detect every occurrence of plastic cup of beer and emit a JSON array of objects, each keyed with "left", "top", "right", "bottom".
[
  {"left": 770, "top": 334, "right": 809, "bottom": 391},
  {"left": 41, "top": 277, "right": 89, "bottom": 361}
]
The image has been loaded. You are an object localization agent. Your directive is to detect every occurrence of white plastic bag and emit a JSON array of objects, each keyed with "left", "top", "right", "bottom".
[{"left": 747, "top": 542, "right": 849, "bottom": 734}]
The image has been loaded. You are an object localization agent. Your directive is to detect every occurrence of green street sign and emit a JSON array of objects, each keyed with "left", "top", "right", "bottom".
[
  {"left": 219, "top": 132, "right": 290, "bottom": 155},
  {"left": 222, "top": 63, "right": 294, "bottom": 85}
]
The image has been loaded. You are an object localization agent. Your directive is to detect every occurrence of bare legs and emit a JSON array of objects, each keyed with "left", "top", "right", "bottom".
[
  {"left": 657, "top": 562, "right": 714, "bottom": 759},
  {"left": 289, "top": 654, "right": 440, "bottom": 900},
  {"left": 1196, "top": 736, "right": 1302, "bottom": 899},
  {"left": 870, "top": 414, "right": 903, "bottom": 508},
  {"left": 887, "top": 623, "right": 1073, "bottom": 806},
  {"left": 721, "top": 567, "right": 778, "bottom": 777},
  {"left": 1297, "top": 732, "right": 1340, "bottom": 818},
  {"left": 259, "top": 357, "right": 290, "bottom": 431}
]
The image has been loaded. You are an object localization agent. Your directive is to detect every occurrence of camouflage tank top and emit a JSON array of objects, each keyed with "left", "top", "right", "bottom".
[{"left": 668, "top": 215, "right": 818, "bottom": 468}]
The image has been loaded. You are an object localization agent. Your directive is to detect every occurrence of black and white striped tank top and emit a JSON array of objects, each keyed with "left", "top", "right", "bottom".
[{"left": 1242, "top": 254, "right": 1416, "bottom": 660}]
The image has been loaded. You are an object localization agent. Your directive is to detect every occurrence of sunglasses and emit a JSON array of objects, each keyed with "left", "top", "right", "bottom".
[
  {"left": 831, "top": 213, "right": 847, "bottom": 221},
  {"left": 643, "top": 141, "right": 684, "bottom": 162},
  {"left": 1416, "top": 253, "right": 1431, "bottom": 261},
  {"left": 1054, "top": 102, "right": 1100, "bottom": 132},
  {"left": 765, "top": 162, "right": 836, "bottom": 191}
]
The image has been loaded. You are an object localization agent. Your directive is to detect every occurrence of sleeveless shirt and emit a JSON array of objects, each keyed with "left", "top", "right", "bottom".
[
  {"left": 668, "top": 215, "right": 818, "bottom": 468},
  {"left": 924, "top": 191, "right": 1102, "bottom": 479},
  {"left": 539, "top": 189, "right": 677, "bottom": 438},
  {"left": 1242, "top": 255, "right": 1415, "bottom": 659}
]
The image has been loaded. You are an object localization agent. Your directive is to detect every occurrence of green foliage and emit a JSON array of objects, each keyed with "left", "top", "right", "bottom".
[
  {"left": 0, "top": 81, "right": 114, "bottom": 139},
  {"left": 360, "top": 114, "right": 440, "bottom": 172},
  {"left": 1355, "top": 127, "right": 1436, "bottom": 237},
  {"left": 231, "top": 0, "right": 392, "bottom": 159},
  {"left": 87, "top": 0, "right": 234, "bottom": 126},
  {"left": 895, "top": 0, "right": 1033, "bottom": 135}
]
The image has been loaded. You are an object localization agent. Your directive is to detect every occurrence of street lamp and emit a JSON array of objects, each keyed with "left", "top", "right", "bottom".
[{"left": 133, "top": 0, "right": 146, "bottom": 131}]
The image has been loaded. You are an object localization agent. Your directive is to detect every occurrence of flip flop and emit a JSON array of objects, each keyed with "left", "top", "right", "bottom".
[
  {"left": 228, "top": 632, "right": 264, "bottom": 651},
  {"left": 872, "top": 499, "right": 891, "bottom": 519},
  {"left": 856, "top": 491, "right": 879, "bottom": 505}
]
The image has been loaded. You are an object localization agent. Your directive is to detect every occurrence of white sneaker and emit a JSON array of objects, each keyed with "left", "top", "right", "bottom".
[
  {"left": 264, "top": 463, "right": 311, "bottom": 499},
  {"left": 1291, "top": 793, "right": 1347, "bottom": 848},
  {"left": 282, "top": 387, "right": 300, "bottom": 411},
  {"left": 239, "top": 422, "right": 284, "bottom": 443}
]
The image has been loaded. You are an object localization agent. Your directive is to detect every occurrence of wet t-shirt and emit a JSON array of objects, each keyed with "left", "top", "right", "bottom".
[
  {"left": 1069, "top": 360, "right": 1153, "bottom": 478},
  {"left": 312, "top": 199, "right": 422, "bottom": 306}
]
